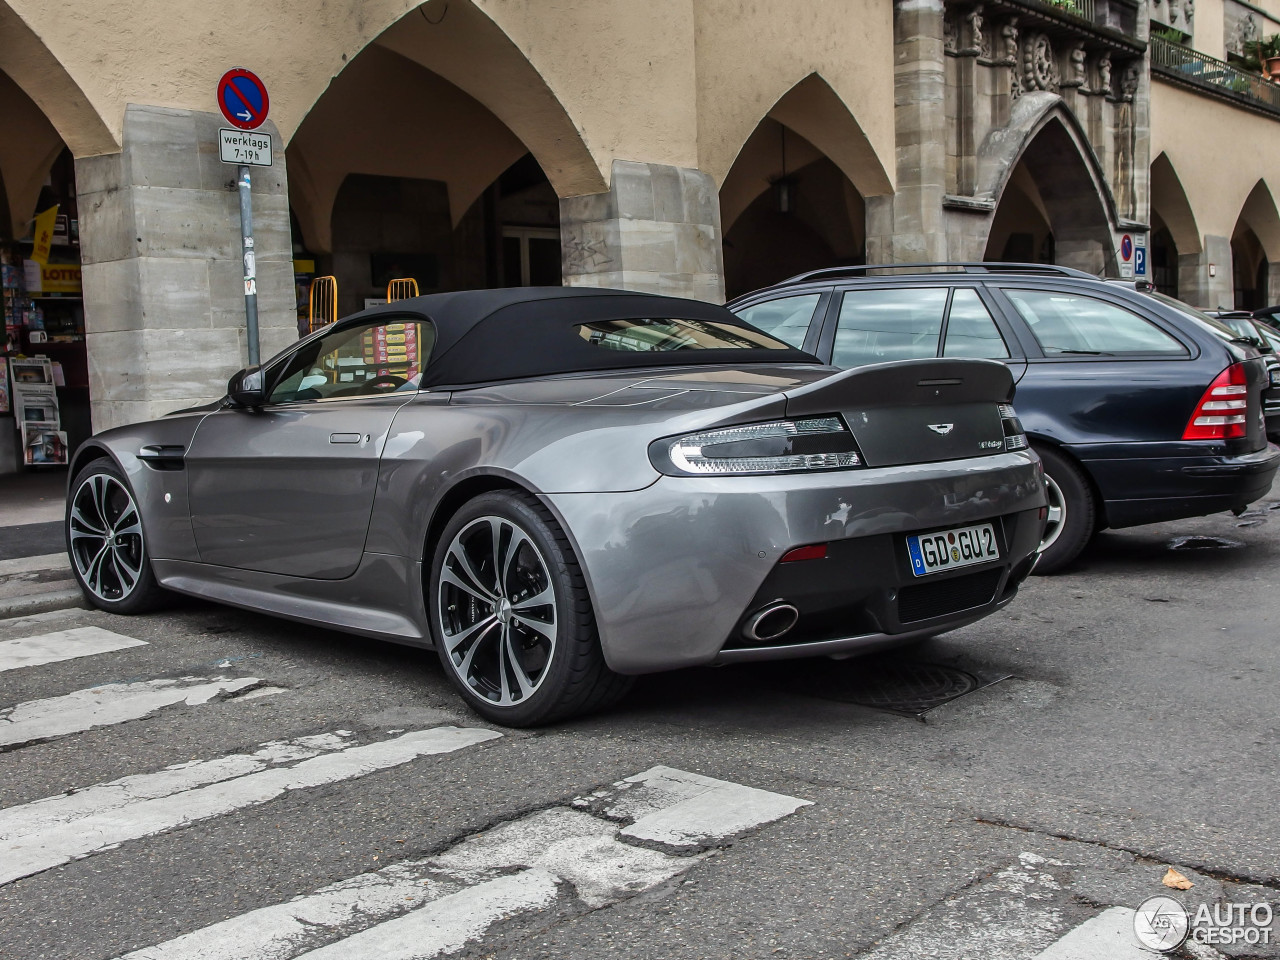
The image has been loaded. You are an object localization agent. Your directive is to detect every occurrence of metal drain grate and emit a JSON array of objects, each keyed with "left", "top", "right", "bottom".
[{"left": 795, "top": 655, "right": 1009, "bottom": 716}]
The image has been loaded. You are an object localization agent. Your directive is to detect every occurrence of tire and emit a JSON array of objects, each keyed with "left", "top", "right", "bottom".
[
  {"left": 66, "top": 457, "right": 168, "bottom": 613},
  {"left": 1032, "top": 445, "right": 1096, "bottom": 575},
  {"left": 427, "top": 490, "right": 631, "bottom": 726}
]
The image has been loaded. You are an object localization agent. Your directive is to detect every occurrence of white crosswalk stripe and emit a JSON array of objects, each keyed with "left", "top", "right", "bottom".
[
  {"left": 112, "top": 766, "right": 812, "bottom": 960},
  {"left": 0, "top": 626, "right": 147, "bottom": 673},
  {"left": 1033, "top": 907, "right": 1158, "bottom": 959},
  {"left": 0, "top": 725, "right": 502, "bottom": 886},
  {"left": 0, "top": 675, "right": 265, "bottom": 749}
]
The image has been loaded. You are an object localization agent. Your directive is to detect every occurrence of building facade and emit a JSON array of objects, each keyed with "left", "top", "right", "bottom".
[{"left": 2, "top": 0, "right": 1280, "bottom": 450}]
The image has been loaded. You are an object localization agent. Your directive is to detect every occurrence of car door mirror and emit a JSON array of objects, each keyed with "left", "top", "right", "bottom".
[{"left": 227, "top": 366, "right": 267, "bottom": 408}]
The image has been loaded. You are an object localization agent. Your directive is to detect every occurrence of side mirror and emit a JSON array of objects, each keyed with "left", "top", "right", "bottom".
[{"left": 227, "top": 366, "right": 267, "bottom": 408}]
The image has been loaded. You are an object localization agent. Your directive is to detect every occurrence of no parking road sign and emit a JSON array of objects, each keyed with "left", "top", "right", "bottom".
[
  {"left": 218, "top": 68, "right": 269, "bottom": 130},
  {"left": 1119, "top": 232, "right": 1134, "bottom": 278}
]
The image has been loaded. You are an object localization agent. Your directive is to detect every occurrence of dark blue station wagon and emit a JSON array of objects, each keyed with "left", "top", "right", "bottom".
[{"left": 730, "top": 264, "right": 1280, "bottom": 573}]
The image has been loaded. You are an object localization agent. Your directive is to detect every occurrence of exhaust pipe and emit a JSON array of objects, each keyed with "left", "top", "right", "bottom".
[{"left": 742, "top": 601, "right": 800, "bottom": 643}]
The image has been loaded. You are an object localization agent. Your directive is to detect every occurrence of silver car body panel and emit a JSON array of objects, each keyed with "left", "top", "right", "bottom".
[{"left": 543, "top": 451, "right": 1041, "bottom": 673}]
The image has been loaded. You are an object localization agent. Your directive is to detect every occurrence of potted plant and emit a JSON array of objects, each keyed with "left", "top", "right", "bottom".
[{"left": 1258, "top": 34, "right": 1280, "bottom": 80}]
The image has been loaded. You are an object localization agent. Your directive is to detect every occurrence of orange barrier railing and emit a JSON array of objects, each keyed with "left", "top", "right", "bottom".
[
  {"left": 386, "top": 277, "right": 419, "bottom": 302},
  {"left": 307, "top": 275, "right": 338, "bottom": 334}
]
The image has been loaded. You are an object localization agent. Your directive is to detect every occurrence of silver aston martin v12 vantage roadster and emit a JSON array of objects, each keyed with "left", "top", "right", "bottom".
[{"left": 66, "top": 288, "right": 1046, "bottom": 725}]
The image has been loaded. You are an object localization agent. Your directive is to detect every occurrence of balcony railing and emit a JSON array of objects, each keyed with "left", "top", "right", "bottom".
[
  {"left": 1029, "top": 0, "right": 1097, "bottom": 26},
  {"left": 1152, "top": 36, "right": 1280, "bottom": 115}
]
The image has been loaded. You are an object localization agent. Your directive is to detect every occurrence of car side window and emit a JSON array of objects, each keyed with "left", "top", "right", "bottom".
[
  {"left": 731, "top": 294, "right": 822, "bottom": 349},
  {"left": 1002, "top": 289, "right": 1187, "bottom": 356},
  {"left": 942, "top": 289, "right": 1010, "bottom": 359},
  {"left": 269, "top": 319, "right": 436, "bottom": 403},
  {"left": 832, "top": 288, "right": 947, "bottom": 367}
]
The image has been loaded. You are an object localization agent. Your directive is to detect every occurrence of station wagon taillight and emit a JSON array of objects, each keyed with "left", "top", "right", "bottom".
[{"left": 1183, "top": 363, "right": 1249, "bottom": 440}]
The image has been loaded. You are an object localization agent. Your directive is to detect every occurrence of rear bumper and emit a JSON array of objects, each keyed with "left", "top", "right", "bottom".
[
  {"left": 1076, "top": 443, "right": 1280, "bottom": 528},
  {"left": 543, "top": 452, "right": 1045, "bottom": 675}
]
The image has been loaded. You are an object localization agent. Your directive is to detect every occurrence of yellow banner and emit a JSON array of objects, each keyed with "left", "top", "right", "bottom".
[
  {"left": 31, "top": 205, "right": 59, "bottom": 265},
  {"left": 40, "top": 263, "right": 81, "bottom": 294}
]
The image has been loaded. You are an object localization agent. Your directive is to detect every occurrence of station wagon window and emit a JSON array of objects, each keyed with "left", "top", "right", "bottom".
[
  {"left": 832, "top": 288, "right": 947, "bottom": 367},
  {"left": 942, "top": 289, "right": 1010, "bottom": 359},
  {"left": 269, "top": 319, "right": 435, "bottom": 403},
  {"left": 1003, "top": 289, "right": 1186, "bottom": 356},
  {"left": 731, "top": 294, "right": 822, "bottom": 349}
]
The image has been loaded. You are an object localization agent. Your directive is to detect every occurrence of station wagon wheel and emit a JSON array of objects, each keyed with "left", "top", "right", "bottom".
[
  {"left": 66, "top": 458, "right": 167, "bottom": 613},
  {"left": 429, "top": 490, "right": 631, "bottom": 726},
  {"left": 1032, "top": 445, "right": 1096, "bottom": 575}
]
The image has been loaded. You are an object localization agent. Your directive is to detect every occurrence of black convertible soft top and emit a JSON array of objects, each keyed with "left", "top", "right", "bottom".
[{"left": 343, "top": 287, "right": 820, "bottom": 386}]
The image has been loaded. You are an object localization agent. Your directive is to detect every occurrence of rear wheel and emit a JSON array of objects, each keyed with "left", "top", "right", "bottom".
[
  {"left": 1032, "top": 445, "right": 1096, "bottom": 575},
  {"left": 66, "top": 458, "right": 167, "bottom": 612},
  {"left": 428, "top": 490, "right": 630, "bottom": 726}
]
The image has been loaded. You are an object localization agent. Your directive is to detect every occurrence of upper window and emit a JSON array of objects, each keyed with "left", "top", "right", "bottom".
[
  {"left": 269, "top": 319, "right": 435, "bottom": 403},
  {"left": 942, "top": 289, "right": 1010, "bottom": 359},
  {"left": 832, "top": 288, "right": 947, "bottom": 367},
  {"left": 731, "top": 294, "right": 822, "bottom": 349},
  {"left": 576, "top": 318, "right": 792, "bottom": 352},
  {"left": 1003, "top": 289, "right": 1186, "bottom": 356}
]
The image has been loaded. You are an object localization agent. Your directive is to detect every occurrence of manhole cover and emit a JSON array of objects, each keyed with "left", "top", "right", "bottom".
[
  {"left": 795, "top": 656, "right": 1005, "bottom": 716},
  {"left": 1167, "top": 536, "right": 1244, "bottom": 551}
]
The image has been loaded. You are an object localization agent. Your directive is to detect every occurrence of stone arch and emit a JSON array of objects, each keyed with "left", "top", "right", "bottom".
[
  {"left": 1231, "top": 180, "right": 1280, "bottom": 308},
  {"left": 292, "top": 0, "right": 603, "bottom": 202},
  {"left": 0, "top": 70, "right": 65, "bottom": 238},
  {"left": 1150, "top": 152, "right": 1201, "bottom": 257},
  {"left": 0, "top": 2, "right": 116, "bottom": 156},
  {"left": 718, "top": 72, "right": 892, "bottom": 233},
  {"left": 978, "top": 94, "right": 1117, "bottom": 274}
]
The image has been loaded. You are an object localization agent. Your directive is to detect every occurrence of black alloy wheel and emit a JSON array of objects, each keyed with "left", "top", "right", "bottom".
[
  {"left": 429, "top": 490, "right": 631, "bottom": 726},
  {"left": 66, "top": 458, "right": 167, "bottom": 612}
]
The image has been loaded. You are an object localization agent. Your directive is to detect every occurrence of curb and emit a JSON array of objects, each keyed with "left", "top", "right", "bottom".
[{"left": 0, "top": 588, "right": 87, "bottom": 620}]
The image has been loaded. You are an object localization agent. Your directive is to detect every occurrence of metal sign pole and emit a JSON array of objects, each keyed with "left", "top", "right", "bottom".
[{"left": 237, "top": 164, "right": 260, "bottom": 366}]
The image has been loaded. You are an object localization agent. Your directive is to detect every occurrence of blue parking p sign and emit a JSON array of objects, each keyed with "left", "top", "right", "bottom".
[{"left": 1135, "top": 244, "right": 1147, "bottom": 277}]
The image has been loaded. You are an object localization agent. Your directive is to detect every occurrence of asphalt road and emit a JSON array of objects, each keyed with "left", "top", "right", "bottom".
[{"left": 1, "top": 493, "right": 1278, "bottom": 960}]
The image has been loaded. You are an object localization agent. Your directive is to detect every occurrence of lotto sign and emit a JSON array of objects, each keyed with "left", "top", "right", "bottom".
[
  {"left": 364, "top": 323, "right": 421, "bottom": 379},
  {"left": 217, "top": 68, "right": 269, "bottom": 130}
]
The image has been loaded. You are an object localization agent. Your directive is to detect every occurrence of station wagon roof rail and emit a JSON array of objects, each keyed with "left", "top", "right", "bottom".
[{"left": 775, "top": 262, "right": 1099, "bottom": 286}]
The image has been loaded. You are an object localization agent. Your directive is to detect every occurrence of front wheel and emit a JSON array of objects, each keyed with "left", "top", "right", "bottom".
[
  {"left": 427, "top": 490, "right": 631, "bottom": 726},
  {"left": 1032, "top": 445, "right": 1096, "bottom": 575},
  {"left": 66, "top": 458, "right": 167, "bottom": 613}
]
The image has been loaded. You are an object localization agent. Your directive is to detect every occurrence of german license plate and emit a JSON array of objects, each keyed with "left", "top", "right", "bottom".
[{"left": 906, "top": 523, "right": 1000, "bottom": 577}]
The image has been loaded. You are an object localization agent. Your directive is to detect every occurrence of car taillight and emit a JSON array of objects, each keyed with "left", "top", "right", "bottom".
[
  {"left": 998, "top": 403, "right": 1029, "bottom": 451},
  {"left": 1184, "top": 363, "right": 1249, "bottom": 440},
  {"left": 652, "top": 417, "right": 862, "bottom": 476}
]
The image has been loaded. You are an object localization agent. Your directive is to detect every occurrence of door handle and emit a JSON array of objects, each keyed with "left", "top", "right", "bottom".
[{"left": 329, "top": 433, "right": 362, "bottom": 444}]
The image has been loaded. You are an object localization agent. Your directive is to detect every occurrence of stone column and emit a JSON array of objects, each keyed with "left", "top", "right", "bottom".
[
  {"left": 866, "top": 0, "right": 949, "bottom": 264},
  {"left": 77, "top": 104, "right": 296, "bottom": 432},
  {"left": 1177, "top": 236, "right": 1233, "bottom": 310},
  {"left": 559, "top": 160, "right": 724, "bottom": 303}
]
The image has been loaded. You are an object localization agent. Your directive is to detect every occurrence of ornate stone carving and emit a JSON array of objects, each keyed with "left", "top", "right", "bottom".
[
  {"left": 1062, "top": 42, "right": 1087, "bottom": 88},
  {"left": 999, "top": 18, "right": 1019, "bottom": 65},
  {"left": 962, "top": 5, "right": 983, "bottom": 56},
  {"left": 943, "top": 10, "right": 958, "bottom": 54},
  {"left": 1237, "top": 13, "right": 1260, "bottom": 56},
  {"left": 1120, "top": 60, "right": 1141, "bottom": 101},
  {"left": 1022, "top": 32, "right": 1059, "bottom": 92},
  {"left": 1184, "top": 0, "right": 1195, "bottom": 30},
  {"left": 1094, "top": 52, "right": 1112, "bottom": 97}
]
